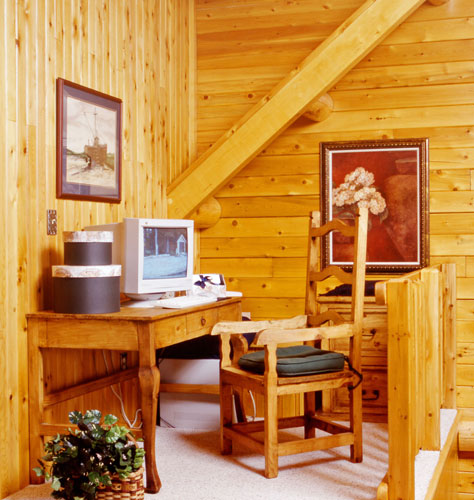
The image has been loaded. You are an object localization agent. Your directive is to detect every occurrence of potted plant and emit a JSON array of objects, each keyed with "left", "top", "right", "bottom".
[{"left": 33, "top": 409, "right": 145, "bottom": 500}]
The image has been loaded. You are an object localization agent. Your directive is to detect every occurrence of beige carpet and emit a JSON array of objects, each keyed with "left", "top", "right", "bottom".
[{"left": 6, "top": 423, "right": 388, "bottom": 500}]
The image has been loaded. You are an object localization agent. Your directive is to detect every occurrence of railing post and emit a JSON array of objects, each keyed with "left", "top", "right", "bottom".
[
  {"left": 381, "top": 263, "right": 457, "bottom": 499},
  {"left": 387, "top": 279, "right": 416, "bottom": 500},
  {"left": 420, "top": 267, "right": 441, "bottom": 451},
  {"left": 441, "top": 263, "right": 457, "bottom": 409}
]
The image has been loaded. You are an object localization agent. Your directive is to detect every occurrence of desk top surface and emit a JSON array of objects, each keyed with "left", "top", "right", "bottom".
[{"left": 27, "top": 296, "right": 241, "bottom": 322}]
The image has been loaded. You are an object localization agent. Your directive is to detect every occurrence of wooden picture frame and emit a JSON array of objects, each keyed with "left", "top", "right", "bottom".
[
  {"left": 320, "top": 138, "right": 429, "bottom": 273},
  {"left": 56, "top": 78, "right": 122, "bottom": 203}
]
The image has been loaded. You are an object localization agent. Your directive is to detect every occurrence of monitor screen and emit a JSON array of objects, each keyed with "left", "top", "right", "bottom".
[{"left": 143, "top": 227, "right": 188, "bottom": 280}]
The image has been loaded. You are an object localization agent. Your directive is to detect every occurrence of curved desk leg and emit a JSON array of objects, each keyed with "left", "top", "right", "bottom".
[{"left": 137, "top": 323, "right": 161, "bottom": 493}]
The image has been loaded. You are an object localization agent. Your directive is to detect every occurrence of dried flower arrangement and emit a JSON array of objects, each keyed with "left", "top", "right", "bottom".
[{"left": 332, "top": 166, "right": 387, "bottom": 218}]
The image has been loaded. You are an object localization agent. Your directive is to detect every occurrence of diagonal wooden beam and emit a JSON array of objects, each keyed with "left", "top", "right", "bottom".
[{"left": 167, "top": 0, "right": 426, "bottom": 219}]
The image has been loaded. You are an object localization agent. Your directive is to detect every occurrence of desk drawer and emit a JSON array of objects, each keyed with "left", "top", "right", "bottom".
[
  {"left": 153, "top": 300, "right": 241, "bottom": 348},
  {"left": 186, "top": 308, "right": 219, "bottom": 337},
  {"left": 154, "top": 310, "right": 219, "bottom": 347},
  {"left": 217, "top": 301, "right": 242, "bottom": 322},
  {"left": 154, "top": 316, "right": 187, "bottom": 349},
  {"left": 331, "top": 368, "right": 387, "bottom": 419},
  {"left": 318, "top": 297, "right": 388, "bottom": 421},
  {"left": 330, "top": 329, "right": 387, "bottom": 369}
]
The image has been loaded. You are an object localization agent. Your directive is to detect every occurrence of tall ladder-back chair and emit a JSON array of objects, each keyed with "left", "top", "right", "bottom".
[{"left": 211, "top": 206, "right": 369, "bottom": 478}]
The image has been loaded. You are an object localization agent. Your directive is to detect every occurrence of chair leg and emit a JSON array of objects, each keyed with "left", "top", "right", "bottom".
[
  {"left": 264, "top": 386, "right": 279, "bottom": 478},
  {"left": 233, "top": 388, "right": 247, "bottom": 423},
  {"left": 220, "top": 382, "right": 233, "bottom": 455},
  {"left": 349, "top": 384, "right": 363, "bottom": 462},
  {"left": 304, "top": 392, "right": 316, "bottom": 439}
]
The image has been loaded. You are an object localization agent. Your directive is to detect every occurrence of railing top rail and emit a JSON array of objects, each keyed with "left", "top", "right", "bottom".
[{"left": 374, "top": 264, "right": 445, "bottom": 305}]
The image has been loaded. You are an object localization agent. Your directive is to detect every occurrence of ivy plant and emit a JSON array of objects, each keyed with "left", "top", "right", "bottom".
[{"left": 33, "top": 410, "right": 145, "bottom": 500}]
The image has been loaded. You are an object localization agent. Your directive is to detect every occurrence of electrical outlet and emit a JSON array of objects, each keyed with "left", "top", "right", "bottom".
[
  {"left": 120, "top": 352, "right": 128, "bottom": 370},
  {"left": 47, "top": 209, "right": 57, "bottom": 235}
]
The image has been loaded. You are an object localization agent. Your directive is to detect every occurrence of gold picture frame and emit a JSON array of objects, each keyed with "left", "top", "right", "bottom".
[{"left": 320, "top": 138, "right": 429, "bottom": 273}]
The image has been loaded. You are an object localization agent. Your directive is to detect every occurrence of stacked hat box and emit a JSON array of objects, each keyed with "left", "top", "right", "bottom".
[{"left": 52, "top": 231, "right": 121, "bottom": 314}]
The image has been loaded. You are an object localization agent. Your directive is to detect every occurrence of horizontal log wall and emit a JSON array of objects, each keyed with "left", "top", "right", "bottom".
[
  {"left": 196, "top": 1, "right": 474, "bottom": 496},
  {"left": 0, "top": 1, "right": 194, "bottom": 497}
]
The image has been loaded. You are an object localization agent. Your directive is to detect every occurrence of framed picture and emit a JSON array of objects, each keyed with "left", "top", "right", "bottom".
[
  {"left": 320, "top": 138, "right": 429, "bottom": 273},
  {"left": 56, "top": 78, "right": 122, "bottom": 203}
]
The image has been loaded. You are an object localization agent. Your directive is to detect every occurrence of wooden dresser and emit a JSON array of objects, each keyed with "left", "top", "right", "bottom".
[{"left": 317, "top": 295, "right": 388, "bottom": 422}]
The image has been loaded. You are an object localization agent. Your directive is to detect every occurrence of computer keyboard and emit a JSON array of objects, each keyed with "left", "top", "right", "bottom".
[
  {"left": 157, "top": 295, "right": 218, "bottom": 309},
  {"left": 126, "top": 295, "right": 218, "bottom": 309}
]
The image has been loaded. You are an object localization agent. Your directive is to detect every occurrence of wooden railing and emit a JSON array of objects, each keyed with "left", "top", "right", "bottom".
[{"left": 376, "top": 263, "right": 458, "bottom": 500}]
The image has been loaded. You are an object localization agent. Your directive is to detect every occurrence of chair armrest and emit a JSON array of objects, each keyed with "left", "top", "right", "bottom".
[
  {"left": 210, "top": 315, "right": 307, "bottom": 336},
  {"left": 253, "top": 323, "right": 353, "bottom": 346}
]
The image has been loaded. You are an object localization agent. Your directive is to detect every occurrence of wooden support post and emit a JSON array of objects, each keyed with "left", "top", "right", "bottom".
[
  {"left": 167, "top": 0, "right": 427, "bottom": 219},
  {"left": 420, "top": 268, "right": 441, "bottom": 451},
  {"left": 414, "top": 278, "right": 425, "bottom": 454},
  {"left": 441, "top": 263, "right": 457, "bottom": 409},
  {"left": 387, "top": 280, "right": 416, "bottom": 500}
]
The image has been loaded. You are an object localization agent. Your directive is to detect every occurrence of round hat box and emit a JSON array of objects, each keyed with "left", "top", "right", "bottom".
[{"left": 52, "top": 265, "right": 121, "bottom": 314}]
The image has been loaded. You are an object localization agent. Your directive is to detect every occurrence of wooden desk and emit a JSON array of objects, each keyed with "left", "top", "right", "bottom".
[{"left": 27, "top": 297, "right": 241, "bottom": 493}]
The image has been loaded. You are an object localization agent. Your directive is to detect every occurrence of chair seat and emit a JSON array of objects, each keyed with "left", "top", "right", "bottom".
[{"left": 238, "top": 345, "right": 345, "bottom": 377}]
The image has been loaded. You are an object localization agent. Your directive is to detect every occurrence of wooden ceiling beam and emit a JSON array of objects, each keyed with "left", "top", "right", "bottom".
[{"left": 167, "top": 0, "right": 426, "bottom": 219}]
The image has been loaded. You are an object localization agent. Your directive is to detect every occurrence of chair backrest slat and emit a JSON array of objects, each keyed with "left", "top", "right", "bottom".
[
  {"left": 308, "top": 266, "right": 353, "bottom": 286},
  {"left": 309, "top": 218, "right": 355, "bottom": 239},
  {"left": 305, "top": 207, "right": 369, "bottom": 334},
  {"left": 307, "top": 310, "right": 346, "bottom": 327},
  {"left": 351, "top": 207, "right": 369, "bottom": 331}
]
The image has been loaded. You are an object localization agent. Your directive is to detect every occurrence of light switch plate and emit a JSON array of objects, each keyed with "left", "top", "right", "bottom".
[{"left": 47, "top": 209, "right": 57, "bottom": 235}]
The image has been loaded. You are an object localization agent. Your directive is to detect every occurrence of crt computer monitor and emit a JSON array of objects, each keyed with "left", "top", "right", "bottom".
[{"left": 86, "top": 218, "right": 194, "bottom": 300}]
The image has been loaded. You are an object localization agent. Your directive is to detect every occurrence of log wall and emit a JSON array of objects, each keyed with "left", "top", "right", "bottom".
[
  {"left": 0, "top": 1, "right": 194, "bottom": 497},
  {"left": 196, "top": 1, "right": 474, "bottom": 496}
]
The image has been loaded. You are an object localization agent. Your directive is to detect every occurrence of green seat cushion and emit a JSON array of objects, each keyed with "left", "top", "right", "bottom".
[{"left": 238, "top": 345, "right": 345, "bottom": 377}]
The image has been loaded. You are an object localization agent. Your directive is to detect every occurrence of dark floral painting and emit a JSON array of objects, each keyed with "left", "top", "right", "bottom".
[{"left": 320, "top": 139, "right": 429, "bottom": 273}]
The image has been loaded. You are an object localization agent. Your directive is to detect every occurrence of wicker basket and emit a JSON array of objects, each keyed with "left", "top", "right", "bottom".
[{"left": 95, "top": 467, "right": 145, "bottom": 500}]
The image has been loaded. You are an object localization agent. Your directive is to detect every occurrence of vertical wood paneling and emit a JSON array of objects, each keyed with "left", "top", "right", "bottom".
[
  {"left": 166, "top": 0, "right": 197, "bottom": 186},
  {"left": 0, "top": 1, "right": 195, "bottom": 497},
  {"left": 16, "top": 3, "right": 32, "bottom": 493},
  {"left": 0, "top": 1, "right": 8, "bottom": 493},
  {"left": 5, "top": 0, "right": 19, "bottom": 493}
]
